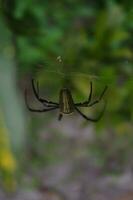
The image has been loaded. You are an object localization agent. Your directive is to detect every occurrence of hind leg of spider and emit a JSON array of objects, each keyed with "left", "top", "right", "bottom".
[
  {"left": 27, "top": 106, "right": 58, "bottom": 113},
  {"left": 76, "top": 85, "right": 108, "bottom": 107},
  {"left": 25, "top": 89, "right": 58, "bottom": 112},
  {"left": 27, "top": 105, "right": 58, "bottom": 112},
  {"left": 31, "top": 78, "right": 59, "bottom": 106},
  {"left": 75, "top": 103, "right": 106, "bottom": 122}
]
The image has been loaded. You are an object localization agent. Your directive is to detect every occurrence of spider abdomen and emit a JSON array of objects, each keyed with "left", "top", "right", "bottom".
[{"left": 59, "top": 88, "right": 75, "bottom": 114}]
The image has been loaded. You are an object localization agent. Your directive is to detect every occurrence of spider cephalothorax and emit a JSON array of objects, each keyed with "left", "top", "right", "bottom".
[{"left": 25, "top": 79, "right": 107, "bottom": 122}]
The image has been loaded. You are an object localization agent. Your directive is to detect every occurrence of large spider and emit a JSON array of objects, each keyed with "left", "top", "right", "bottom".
[{"left": 25, "top": 79, "right": 107, "bottom": 122}]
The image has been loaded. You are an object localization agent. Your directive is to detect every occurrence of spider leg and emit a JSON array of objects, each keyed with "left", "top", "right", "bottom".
[
  {"left": 75, "top": 103, "right": 106, "bottom": 122},
  {"left": 25, "top": 89, "right": 58, "bottom": 112},
  {"left": 32, "top": 79, "right": 59, "bottom": 106},
  {"left": 76, "top": 85, "right": 108, "bottom": 107},
  {"left": 88, "top": 85, "right": 108, "bottom": 107},
  {"left": 88, "top": 81, "right": 92, "bottom": 103},
  {"left": 75, "top": 82, "right": 92, "bottom": 106}
]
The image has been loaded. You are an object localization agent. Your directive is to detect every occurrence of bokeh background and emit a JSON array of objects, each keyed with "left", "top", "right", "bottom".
[{"left": 0, "top": 0, "right": 133, "bottom": 199}]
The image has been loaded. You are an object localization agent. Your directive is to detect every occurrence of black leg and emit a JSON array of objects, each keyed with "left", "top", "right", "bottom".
[
  {"left": 75, "top": 103, "right": 106, "bottom": 122},
  {"left": 87, "top": 81, "right": 92, "bottom": 103},
  {"left": 25, "top": 89, "right": 58, "bottom": 112},
  {"left": 75, "top": 82, "right": 92, "bottom": 106},
  {"left": 88, "top": 86, "right": 108, "bottom": 107},
  {"left": 77, "top": 85, "right": 108, "bottom": 107},
  {"left": 27, "top": 105, "right": 58, "bottom": 113},
  {"left": 32, "top": 79, "right": 59, "bottom": 106}
]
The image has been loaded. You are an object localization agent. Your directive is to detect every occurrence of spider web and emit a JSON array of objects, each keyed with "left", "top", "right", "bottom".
[
  {"left": 18, "top": 55, "right": 133, "bottom": 91},
  {"left": 31, "top": 56, "right": 133, "bottom": 85}
]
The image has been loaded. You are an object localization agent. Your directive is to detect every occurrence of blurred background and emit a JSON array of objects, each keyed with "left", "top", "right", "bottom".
[{"left": 0, "top": 0, "right": 133, "bottom": 199}]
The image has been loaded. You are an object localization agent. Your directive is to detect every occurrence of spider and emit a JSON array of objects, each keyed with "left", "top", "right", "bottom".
[{"left": 25, "top": 79, "right": 107, "bottom": 122}]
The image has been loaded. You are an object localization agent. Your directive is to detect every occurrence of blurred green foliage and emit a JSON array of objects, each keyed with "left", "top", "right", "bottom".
[
  {"left": 0, "top": 0, "right": 133, "bottom": 190},
  {"left": 2, "top": 0, "right": 132, "bottom": 124}
]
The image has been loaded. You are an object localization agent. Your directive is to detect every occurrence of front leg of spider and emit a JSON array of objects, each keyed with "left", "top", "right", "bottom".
[{"left": 31, "top": 79, "right": 59, "bottom": 107}]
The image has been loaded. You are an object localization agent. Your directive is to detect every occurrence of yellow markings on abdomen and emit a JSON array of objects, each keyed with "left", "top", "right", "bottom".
[{"left": 59, "top": 88, "right": 74, "bottom": 114}]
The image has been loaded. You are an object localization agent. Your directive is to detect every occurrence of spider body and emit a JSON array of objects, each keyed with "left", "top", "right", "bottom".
[
  {"left": 25, "top": 79, "right": 107, "bottom": 122},
  {"left": 59, "top": 88, "right": 74, "bottom": 115}
]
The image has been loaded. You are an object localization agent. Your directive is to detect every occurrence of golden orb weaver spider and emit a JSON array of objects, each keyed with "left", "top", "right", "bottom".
[{"left": 25, "top": 79, "right": 107, "bottom": 122}]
